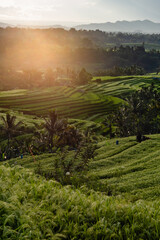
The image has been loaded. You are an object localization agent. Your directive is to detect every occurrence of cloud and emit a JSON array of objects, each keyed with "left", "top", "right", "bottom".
[
  {"left": 0, "top": 6, "right": 22, "bottom": 17},
  {"left": 82, "top": 0, "right": 97, "bottom": 6},
  {"left": 1, "top": 0, "right": 160, "bottom": 24},
  {"left": 0, "top": 3, "right": 63, "bottom": 21}
]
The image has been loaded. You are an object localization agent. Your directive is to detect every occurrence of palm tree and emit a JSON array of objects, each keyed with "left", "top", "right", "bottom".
[
  {"left": 0, "top": 113, "right": 23, "bottom": 149},
  {"left": 44, "top": 111, "right": 67, "bottom": 151},
  {"left": 102, "top": 114, "right": 115, "bottom": 139},
  {"left": 59, "top": 125, "right": 83, "bottom": 148}
]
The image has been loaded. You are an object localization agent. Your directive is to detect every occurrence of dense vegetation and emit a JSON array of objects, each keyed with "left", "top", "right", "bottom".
[
  {"left": 1, "top": 74, "right": 159, "bottom": 122},
  {"left": 0, "top": 67, "right": 93, "bottom": 91},
  {"left": 4, "top": 134, "right": 160, "bottom": 200},
  {"left": 1, "top": 28, "right": 160, "bottom": 75},
  {"left": 2, "top": 164, "right": 160, "bottom": 240},
  {"left": 3, "top": 27, "right": 160, "bottom": 49},
  {"left": 1, "top": 75, "right": 160, "bottom": 238},
  {"left": 1, "top": 27, "right": 160, "bottom": 238},
  {"left": 95, "top": 65, "right": 145, "bottom": 76}
]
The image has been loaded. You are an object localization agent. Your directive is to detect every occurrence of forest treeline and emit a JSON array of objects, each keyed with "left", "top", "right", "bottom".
[
  {"left": 0, "top": 68, "right": 93, "bottom": 90},
  {"left": 0, "top": 28, "right": 160, "bottom": 72},
  {"left": 0, "top": 65, "right": 146, "bottom": 91},
  {"left": 2, "top": 27, "right": 160, "bottom": 48}
]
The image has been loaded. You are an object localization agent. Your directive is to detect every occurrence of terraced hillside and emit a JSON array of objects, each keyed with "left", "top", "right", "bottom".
[
  {"left": 2, "top": 164, "right": 160, "bottom": 239},
  {"left": 106, "top": 42, "right": 160, "bottom": 51},
  {"left": 2, "top": 75, "right": 160, "bottom": 239},
  {"left": 89, "top": 135, "right": 160, "bottom": 200},
  {"left": 0, "top": 87, "right": 122, "bottom": 120},
  {"left": 5, "top": 134, "right": 160, "bottom": 201},
  {"left": 0, "top": 75, "right": 159, "bottom": 121}
]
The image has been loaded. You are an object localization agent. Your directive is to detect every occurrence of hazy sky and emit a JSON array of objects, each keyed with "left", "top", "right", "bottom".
[{"left": 0, "top": 0, "right": 160, "bottom": 25}]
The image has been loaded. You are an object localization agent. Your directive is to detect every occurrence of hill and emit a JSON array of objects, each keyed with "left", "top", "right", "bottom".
[
  {"left": 75, "top": 20, "right": 160, "bottom": 33},
  {"left": 5, "top": 133, "right": 160, "bottom": 201},
  {"left": 1, "top": 164, "right": 160, "bottom": 239},
  {"left": 0, "top": 75, "right": 158, "bottom": 121},
  {"left": 2, "top": 133, "right": 160, "bottom": 238},
  {"left": 1, "top": 27, "right": 160, "bottom": 71},
  {"left": 2, "top": 75, "right": 160, "bottom": 238}
]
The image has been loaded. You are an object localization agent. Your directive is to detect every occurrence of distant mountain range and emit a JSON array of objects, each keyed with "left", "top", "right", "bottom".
[
  {"left": 0, "top": 22, "right": 68, "bottom": 29},
  {"left": 75, "top": 20, "right": 160, "bottom": 33},
  {"left": 18, "top": 24, "right": 69, "bottom": 29},
  {"left": 0, "top": 22, "right": 13, "bottom": 28},
  {"left": 1, "top": 20, "right": 160, "bottom": 33}
]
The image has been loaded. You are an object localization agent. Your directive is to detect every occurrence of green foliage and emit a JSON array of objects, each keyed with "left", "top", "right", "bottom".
[
  {"left": 113, "top": 84, "right": 160, "bottom": 139},
  {"left": 0, "top": 113, "right": 25, "bottom": 158},
  {"left": 42, "top": 110, "right": 84, "bottom": 152},
  {"left": 95, "top": 65, "right": 145, "bottom": 76},
  {"left": 44, "top": 110, "right": 68, "bottom": 151},
  {"left": 77, "top": 68, "right": 92, "bottom": 85},
  {"left": 1, "top": 29, "right": 160, "bottom": 87},
  {"left": 0, "top": 113, "right": 23, "bottom": 140},
  {"left": 1, "top": 165, "right": 160, "bottom": 239},
  {"left": 87, "top": 134, "right": 160, "bottom": 200},
  {"left": 35, "top": 132, "right": 97, "bottom": 186},
  {"left": 0, "top": 75, "right": 131, "bottom": 120},
  {"left": 4, "top": 133, "right": 160, "bottom": 201}
]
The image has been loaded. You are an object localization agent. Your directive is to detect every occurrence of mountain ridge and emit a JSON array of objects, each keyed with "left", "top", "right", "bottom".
[
  {"left": 0, "top": 22, "right": 13, "bottom": 28},
  {"left": 75, "top": 20, "right": 160, "bottom": 33},
  {"left": 1, "top": 19, "right": 160, "bottom": 33}
]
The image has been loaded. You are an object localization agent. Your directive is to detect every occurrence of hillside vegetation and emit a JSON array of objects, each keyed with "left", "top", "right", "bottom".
[
  {"left": 0, "top": 74, "right": 159, "bottom": 120},
  {"left": 1, "top": 74, "right": 160, "bottom": 239},
  {"left": 1, "top": 164, "right": 160, "bottom": 239},
  {"left": 1, "top": 28, "right": 160, "bottom": 72},
  {"left": 5, "top": 134, "right": 160, "bottom": 201}
]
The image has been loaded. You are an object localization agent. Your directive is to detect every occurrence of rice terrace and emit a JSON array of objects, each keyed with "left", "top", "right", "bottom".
[
  {"left": 1, "top": 71, "right": 160, "bottom": 239},
  {"left": 0, "top": 75, "right": 157, "bottom": 119},
  {"left": 2, "top": 1, "right": 160, "bottom": 239}
]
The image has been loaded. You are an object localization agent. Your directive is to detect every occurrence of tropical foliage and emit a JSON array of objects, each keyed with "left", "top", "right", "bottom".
[
  {"left": 112, "top": 84, "right": 160, "bottom": 140},
  {"left": 1, "top": 165, "right": 160, "bottom": 240}
]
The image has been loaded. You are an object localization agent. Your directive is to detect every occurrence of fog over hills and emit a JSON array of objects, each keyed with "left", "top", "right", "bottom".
[
  {"left": 0, "top": 21, "right": 68, "bottom": 29},
  {"left": 0, "top": 22, "right": 13, "bottom": 28},
  {"left": 75, "top": 20, "right": 160, "bottom": 33}
]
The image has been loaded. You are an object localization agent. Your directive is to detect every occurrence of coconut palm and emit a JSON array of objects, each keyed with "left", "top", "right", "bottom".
[
  {"left": 59, "top": 125, "right": 83, "bottom": 148},
  {"left": 102, "top": 114, "right": 115, "bottom": 139},
  {"left": 0, "top": 113, "right": 23, "bottom": 149},
  {"left": 44, "top": 111, "right": 67, "bottom": 151}
]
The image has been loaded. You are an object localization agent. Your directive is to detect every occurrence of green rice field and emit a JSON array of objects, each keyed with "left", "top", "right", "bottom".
[
  {"left": 0, "top": 74, "right": 160, "bottom": 121},
  {"left": 5, "top": 133, "right": 160, "bottom": 201},
  {"left": 1, "top": 164, "right": 160, "bottom": 239},
  {"left": 1, "top": 75, "right": 160, "bottom": 239},
  {"left": 2, "top": 133, "right": 160, "bottom": 239}
]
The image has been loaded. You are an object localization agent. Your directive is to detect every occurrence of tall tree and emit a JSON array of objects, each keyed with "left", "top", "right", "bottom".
[
  {"left": 44, "top": 111, "right": 67, "bottom": 151},
  {"left": 114, "top": 84, "right": 160, "bottom": 141},
  {"left": 77, "top": 68, "right": 92, "bottom": 85},
  {"left": 0, "top": 113, "right": 23, "bottom": 148}
]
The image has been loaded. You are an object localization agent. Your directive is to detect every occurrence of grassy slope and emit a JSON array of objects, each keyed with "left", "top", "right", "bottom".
[
  {"left": 89, "top": 135, "right": 160, "bottom": 200},
  {"left": 0, "top": 87, "right": 122, "bottom": 120},
  {"left": 0, "top": 109, "right": 102, "bottom": 135},
  {"left": 2, "top": 75, "right": 160, "bottom": 238},
  {"left": 1, "top": 74, "right": 160, "bottom": 121},
  {"left": 4, "top": 134, "right": 160, "bottom": 202},
  {"left": 1, "top": 164, "right": 160, "bottom": 239},
  {"left": 1, "top": 75, "right": 160, "bottom": 202},
  {"left": 105, "top": 42, "right": 160, "bottom": 51}
]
